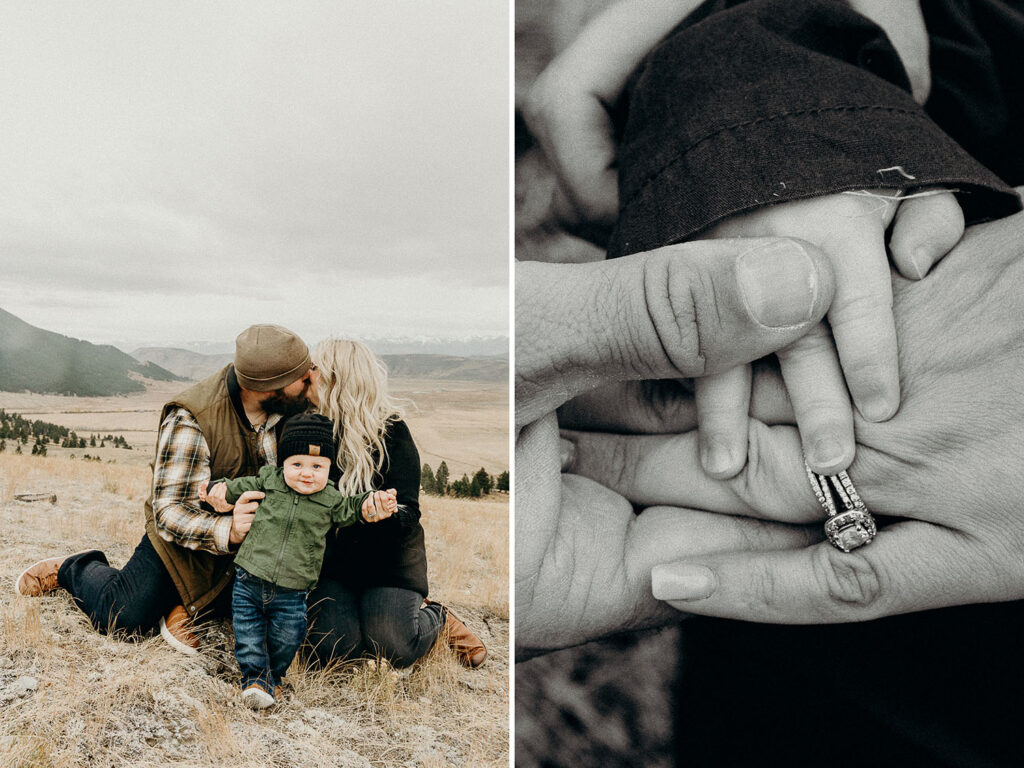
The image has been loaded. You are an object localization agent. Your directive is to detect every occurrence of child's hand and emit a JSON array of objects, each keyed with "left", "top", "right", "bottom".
[
  {"left": 199, "top": 480, "right": 234, "bottom": 513},
  {"left": 361, "top": 489, "right": 398, "bottom": 523},
  {"left": 695, "top": 189, "right": 964, "bottom": 477}
]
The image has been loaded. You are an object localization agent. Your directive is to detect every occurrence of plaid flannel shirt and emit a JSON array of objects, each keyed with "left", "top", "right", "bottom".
[{"left": 151, "top": 406, "right": 281, "bottom": 554}]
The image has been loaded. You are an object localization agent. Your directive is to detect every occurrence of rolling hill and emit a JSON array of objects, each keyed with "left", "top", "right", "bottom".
[
  {"left": 132, "top": 347, "right": 508, "bottom": 384},
  {"left": 0, "top": 308, "right": 184, "bottom": 396}
]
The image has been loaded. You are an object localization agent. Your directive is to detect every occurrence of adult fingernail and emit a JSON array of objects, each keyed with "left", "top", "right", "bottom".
[
  {"left": 652, "top": 564, "right": 717, "bottom": 601},
  {"left": 736, "top": 240, "right": 818, "bottom": 327}
]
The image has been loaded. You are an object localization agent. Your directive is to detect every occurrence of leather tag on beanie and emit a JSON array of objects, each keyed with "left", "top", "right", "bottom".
[{"left": 277, "top": 413, "right": 336, "bottom": 465}]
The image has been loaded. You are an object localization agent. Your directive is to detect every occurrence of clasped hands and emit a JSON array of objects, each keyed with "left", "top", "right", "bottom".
[{"left": 517, "top": 200, "right": 1024, "bottom": 658}]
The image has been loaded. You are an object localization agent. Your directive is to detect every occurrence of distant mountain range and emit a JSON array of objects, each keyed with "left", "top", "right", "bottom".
[
  {"left": 131, "top": 347, "right": 508, "bottom": 384},
  {"left": 123, "top": 335, "right": 509, "bottom": 359},
  {"left": 0, "top": 308, "right": 184, "bottom": 396}
]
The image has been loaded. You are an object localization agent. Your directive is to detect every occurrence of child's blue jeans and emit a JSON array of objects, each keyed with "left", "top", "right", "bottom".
[{"left": 232, "top": 566, "right": 307, "bottom": 693}]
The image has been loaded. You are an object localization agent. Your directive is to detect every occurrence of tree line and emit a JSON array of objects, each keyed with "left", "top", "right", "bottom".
[
  {"left": 420, "top": 461, "right": 509, "bottom": 498},
  {"left": 0, "top": 409, "right": 133, "bottom": 457}
]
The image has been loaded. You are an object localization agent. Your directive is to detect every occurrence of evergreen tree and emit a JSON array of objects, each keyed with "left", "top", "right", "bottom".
[
  {"left": 421, "top": 463, "right": 437, "bottom": 495},
  {"left": 452, "top": 474, "right": 473, "bottom": 498},
  {"left": 496, "top": 470, "right": 510, "bottom": 492},
  {"left": 90, "top": 434, "right": 96, "bottom": 447},
  {"left": 473, "top": 467, "right": 492, "bottom": 495},
  {"left": 435, "top": 461, "right": 450, "bottom": 495}
]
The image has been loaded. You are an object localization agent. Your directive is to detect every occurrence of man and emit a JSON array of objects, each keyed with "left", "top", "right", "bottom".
[{"left": 16, "top": 323, "right": 315, "bottom": 653}]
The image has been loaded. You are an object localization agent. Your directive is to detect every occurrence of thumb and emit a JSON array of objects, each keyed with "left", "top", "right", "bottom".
[
  {"left": 650, "top": 521, "right": 1001, "bottom": 623},
  {"left": 516, "top": 238, "right": 834, "bottom": 425}
]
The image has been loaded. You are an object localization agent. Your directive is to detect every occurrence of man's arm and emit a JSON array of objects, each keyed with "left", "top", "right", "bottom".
[{"left": 151, "top": 407, "right": 234, "bottom": 554}]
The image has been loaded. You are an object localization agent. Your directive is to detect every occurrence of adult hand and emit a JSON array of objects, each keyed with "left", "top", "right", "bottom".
[
  {"left": 523, "top": 0, "right": 931, "bottom": 242},
  {"left": 516, "top": 237, "right": 835, "bottom": 657},
  {"left": 228, "top": 490, "right": 264, "bottom": 546},
  {"left": 361, "top": 489, "right": 397, "bottom": 523},
  {"left": 583, "top": 208, "right": 1024, "bottom": 623}
]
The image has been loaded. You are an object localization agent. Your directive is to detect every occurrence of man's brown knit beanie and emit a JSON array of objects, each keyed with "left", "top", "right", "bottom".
[{"left": 234, "top": 324, "right": 311, "bottom": 392}]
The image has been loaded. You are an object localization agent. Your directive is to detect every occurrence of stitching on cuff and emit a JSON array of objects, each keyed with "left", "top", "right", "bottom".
[{"left": 622, "top": 105, "right": 929, "bottom": 211}]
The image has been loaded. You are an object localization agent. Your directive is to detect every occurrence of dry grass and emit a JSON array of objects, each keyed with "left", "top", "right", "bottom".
[{"left": 0, "top": 452, "right": 508, "bottom": 767}]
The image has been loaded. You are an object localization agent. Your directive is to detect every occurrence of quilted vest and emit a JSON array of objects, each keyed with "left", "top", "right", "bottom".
[{"left": 143, "top": 365, "right": 278, "bottom": 617}]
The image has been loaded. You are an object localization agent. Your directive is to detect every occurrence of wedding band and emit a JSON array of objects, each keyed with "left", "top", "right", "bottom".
[{"left": 804, "top": 460, "right": 877, "bottom": 552}]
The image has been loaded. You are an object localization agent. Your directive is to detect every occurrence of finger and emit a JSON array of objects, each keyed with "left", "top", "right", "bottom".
[
  {"left": 849, "top": 0, "right": 931, "bottom": 103},
  {"left": 563, "top": 420, "right": 823, "bottom": 522},
  {"left": 695, "top": 365, "right": 751, "bottom": 479},
  {"left": 825, "top": 223, "right": 900, "bottom": 422},
  {"left": 557, "top": 362, "right": 794, "bottom": 434},
  {"left": 524, "top": 0, "right": 705, "bottom": 228},
  {"left": 517, "top": 238, "right": 834, "bottom": 426},
  {"left": 889, "top": 192, "right": 964, "bottom": 279},
  {"left": 236, "top": 490, "right": 266, "bottom": 503},
  {"left": 651, "top": 521, "right": 1014, "bottom": 623},
  {"left": 776, "top": 323, "right": 855, "bottom": 474}
]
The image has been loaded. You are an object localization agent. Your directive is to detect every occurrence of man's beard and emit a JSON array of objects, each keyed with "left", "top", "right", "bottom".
[{"left": 261, "top": 383, "right": 311, "bottom": 418}]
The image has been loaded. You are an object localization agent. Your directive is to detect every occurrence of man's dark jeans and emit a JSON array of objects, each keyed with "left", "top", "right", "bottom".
[
  {"left": 57, "top": 534, "right": 231, "bottom": 634},
  {"left": 232, "top": 565, "right": 307, "bottom": 693},
  {"left": 306, "top": 579, "right": 442, "bottom": 669}
]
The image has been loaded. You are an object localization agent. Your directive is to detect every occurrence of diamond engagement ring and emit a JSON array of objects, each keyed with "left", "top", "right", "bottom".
[{"left": 804, "top": 460, "right": 877, "bottom": 552}]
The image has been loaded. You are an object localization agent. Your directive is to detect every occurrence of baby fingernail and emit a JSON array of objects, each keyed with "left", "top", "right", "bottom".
[
  {"left": 558, "top": 437, "right": 577, "bottom": 472},
  {"left": 810, "top": 436, "right": 845, "bottom": 471},
  {"left": 702, "top": 440, "right": 739, "bottom": 478},
  {"left": 860, "top": 396, "right": 898, "bottom": 422},
  {"left": 908, "top": 247, "right": 931, "bottom": 279},
  {"left": 736, "top": 240, "right": 818, "bottom": 327},
  {"left": 652, "top": 564, "right": 717, "bottom": 601}
]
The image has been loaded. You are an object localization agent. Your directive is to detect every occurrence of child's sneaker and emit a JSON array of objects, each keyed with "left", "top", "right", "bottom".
[{"left": 241, "top": 684, "right": 274, "bottom": 709}]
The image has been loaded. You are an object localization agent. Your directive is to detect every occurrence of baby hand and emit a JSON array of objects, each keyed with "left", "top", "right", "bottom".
[
  {"left": 199, "top": 480, "right": 234, "bottom": 513},
  {"left": 361, "top": 489, "right": 398, "bottom": 523},
  {"left": 696, "top": 189, "right": 964, "bottom": 476}
]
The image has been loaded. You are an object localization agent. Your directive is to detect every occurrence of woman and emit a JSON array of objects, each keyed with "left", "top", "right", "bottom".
[{"left": 305, "top": 339, "right": 486, "bottom": 669}]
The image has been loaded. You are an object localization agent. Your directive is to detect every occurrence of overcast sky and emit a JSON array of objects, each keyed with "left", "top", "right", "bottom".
[{"left": 0, "top": 2, "right": 509, "bottom": 351}]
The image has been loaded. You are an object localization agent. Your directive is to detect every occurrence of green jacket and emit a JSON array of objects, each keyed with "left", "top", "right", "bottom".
[{"left": 222, "top": 465, "right": 369, "bottom": 591}]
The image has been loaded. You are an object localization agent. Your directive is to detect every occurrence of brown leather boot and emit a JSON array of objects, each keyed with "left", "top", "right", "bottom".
[
  {"left": 14, "top": 552, "right": 90, "bottom": 596},
  {"left": 426, "top": 599, "right": 487, "bottom": 668},
  {"left": 159, "top": 605, "right": 200, "bottom": 655}
]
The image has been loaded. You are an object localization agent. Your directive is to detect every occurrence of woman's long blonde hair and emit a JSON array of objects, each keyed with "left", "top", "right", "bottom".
[{"left": 312, "top": 339, "right": 405, "bottom": 495}]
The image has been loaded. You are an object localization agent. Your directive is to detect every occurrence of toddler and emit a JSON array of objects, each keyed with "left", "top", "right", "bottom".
[{"left": 203, "top": 413, "right": 397, "bottom": 709}]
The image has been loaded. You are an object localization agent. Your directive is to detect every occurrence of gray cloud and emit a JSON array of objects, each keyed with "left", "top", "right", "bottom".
[{"left": 0, "top": 1, "right": 508, "bottom": 347}]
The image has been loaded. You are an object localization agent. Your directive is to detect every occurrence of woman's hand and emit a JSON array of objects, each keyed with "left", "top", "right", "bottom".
[{"left": 361, "top": 489, "right": 398, "bottom": 523}]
